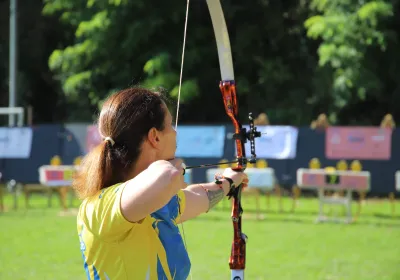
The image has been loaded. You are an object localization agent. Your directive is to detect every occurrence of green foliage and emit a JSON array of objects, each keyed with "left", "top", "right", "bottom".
[
  {"left": 141, "top": 52, "right": 199, "bottom": 102},
  {"left": 43, "top": 0, "right": 195, "bottom": 120},
  {"left": 2, "top": 0, "right": 397, "bottom": 124},
  {"left": 40, "top": 0, "right": 320, "bottom": 123},
  {"left": 304, "top": 0, "right": 393, "bottom": 113}
]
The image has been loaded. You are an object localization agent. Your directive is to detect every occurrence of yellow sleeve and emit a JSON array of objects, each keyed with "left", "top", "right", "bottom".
[
  {"left": 175, "top": 189, "right": 186, "bottom": 223},
  {"left": 80, "top": 183, "right": 145, "bottom": 240}
]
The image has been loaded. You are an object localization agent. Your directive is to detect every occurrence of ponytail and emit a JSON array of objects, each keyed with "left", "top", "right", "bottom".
[
  {"left": 73, "top": 141, "right": 115, "bottom": 200},
  {"left": 73, "top": 87, "right": 167, "bottom": 200}
]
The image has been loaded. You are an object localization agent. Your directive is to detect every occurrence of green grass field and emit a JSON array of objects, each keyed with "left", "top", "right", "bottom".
[{"left": 0, "top": 192, "right": 399, "bottom": 280}]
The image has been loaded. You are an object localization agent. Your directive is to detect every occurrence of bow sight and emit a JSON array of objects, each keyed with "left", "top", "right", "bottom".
[
  {"left": 233, "top": 112, "right": 262, "bottom": 166},
  {"left": 183, "top": 113, "right": 261, "bottom": 171}
]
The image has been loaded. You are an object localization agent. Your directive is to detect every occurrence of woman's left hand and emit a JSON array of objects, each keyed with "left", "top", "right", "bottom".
[{"left": 221, "top": 168, "right": 249, "bottom": 188}]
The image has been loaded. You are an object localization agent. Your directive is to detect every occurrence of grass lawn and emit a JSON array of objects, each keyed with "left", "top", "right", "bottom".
[{"left": 0, "top": 191, "right": 399, "bottom": 280}]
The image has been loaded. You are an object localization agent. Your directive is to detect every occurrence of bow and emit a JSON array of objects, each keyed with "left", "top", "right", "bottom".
[
  {"left": 205, "top": 1, "right": 261, "bottom": 279},
  {"left": 176, "top": 1, "right": 261, "bottom": 279}
]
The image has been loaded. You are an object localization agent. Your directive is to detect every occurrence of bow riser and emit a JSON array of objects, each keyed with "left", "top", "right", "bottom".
[
  {"left": 220, "top": 80, "right": 247, "bottom": 273},
  {"left": 229, "top": 187, "right": 246, "bottom": 272},
  {"left": 220, "top": 81, "right": 239, "bottom": 117},
  {"left": 220, "top": 81, "right": 245, "bottom": 170}
]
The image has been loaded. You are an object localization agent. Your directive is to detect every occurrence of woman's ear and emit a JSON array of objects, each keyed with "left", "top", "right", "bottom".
[{"left": 147, "top": 127, "right": 161, "bottom": 148}]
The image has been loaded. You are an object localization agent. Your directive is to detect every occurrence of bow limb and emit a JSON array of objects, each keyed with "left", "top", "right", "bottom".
[{"left": 206, "top": 1, "right": 254, "bottom": 279}]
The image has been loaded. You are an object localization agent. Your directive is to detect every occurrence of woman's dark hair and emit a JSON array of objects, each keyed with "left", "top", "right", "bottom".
[{"left": 73, "top": 87, "right": 167, "bottom": 199}]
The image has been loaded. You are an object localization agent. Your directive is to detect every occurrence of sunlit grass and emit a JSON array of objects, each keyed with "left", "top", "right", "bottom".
[{"left": 0, "top": 192, "right": 399, "bottom": 280}]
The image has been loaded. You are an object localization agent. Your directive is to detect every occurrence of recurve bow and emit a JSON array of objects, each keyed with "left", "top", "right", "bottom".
[
  {"left": 177, "top": 1, "right": 261, "bottom": 279},
  {"left": 206, "top": 1, "right": 261, "bottom": 279}
]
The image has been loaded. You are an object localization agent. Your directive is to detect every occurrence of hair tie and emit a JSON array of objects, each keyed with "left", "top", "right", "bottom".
[{"left": 104, "top": 137, "right": 115, "bottom": 146}]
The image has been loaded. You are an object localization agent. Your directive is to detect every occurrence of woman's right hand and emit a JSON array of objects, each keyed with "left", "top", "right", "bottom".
[
  {"left": 168, "top": 158, "right": 187, "bottom": 190},
  {"left": 149, "top": 159, "right": 186, "bottom": 190}
]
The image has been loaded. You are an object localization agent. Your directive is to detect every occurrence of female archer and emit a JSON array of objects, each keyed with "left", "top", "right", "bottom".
[{"left": 73, "top": 87, "right": 249, "bottom": 280}]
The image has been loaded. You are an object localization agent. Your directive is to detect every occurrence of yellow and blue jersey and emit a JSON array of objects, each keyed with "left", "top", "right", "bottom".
[{"left": 77, "top": 183, "right": 191, "bottom": 280}]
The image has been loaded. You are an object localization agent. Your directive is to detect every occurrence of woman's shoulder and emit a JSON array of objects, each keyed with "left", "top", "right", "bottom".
[
  {"left": 82, "top": 183, "right": 125, "bottom": 203},
  {"left": 77, "top": 183, "right": 126, "bottom": 218},
  {"left": 77, "top": 182, "right": 146, "bottom": 238}
]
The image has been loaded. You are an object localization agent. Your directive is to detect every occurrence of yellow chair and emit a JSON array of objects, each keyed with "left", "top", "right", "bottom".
[
  {"left": 246, "top": 161, "right": 255, "bottom": 168},
  {"left": 50, "top": 155, "right": 62, "bottom": 166},
  {"left": 256, "top": 159, "right": 268, "bottom": 168},
  {"left": 73, "top": 156, "right": 82, "bottom": 166},
  {"left": 309, "top": 158, "right": 321, "bottom": 169},
  {"left": 350, "top": 160, "right": 362, "bottom": 172},
  {"left": 336, "top": 160, "right": 348, "bottom": 171}
]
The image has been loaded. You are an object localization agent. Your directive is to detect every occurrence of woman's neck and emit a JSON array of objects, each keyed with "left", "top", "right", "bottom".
[{"left": 129, "top": 151, "right": 157, "bottom": 178}]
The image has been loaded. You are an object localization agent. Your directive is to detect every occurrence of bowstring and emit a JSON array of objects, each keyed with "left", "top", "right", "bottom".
[
  {"left": 175, "top": 0, "right": 190, "bottom": 131},
  {"left": 176, "top": 1, "right": 193, "bottom": 280}
]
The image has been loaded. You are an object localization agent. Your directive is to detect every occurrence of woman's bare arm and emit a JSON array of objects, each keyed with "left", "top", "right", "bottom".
[
  {"left": 179, "top": 179, "right": 231, "bottom": 223},
  {"left": 120, "top": 160, "right": 186, "bottom": 223}
]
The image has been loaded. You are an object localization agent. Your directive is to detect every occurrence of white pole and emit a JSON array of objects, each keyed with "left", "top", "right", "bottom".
[{"left": 9, "top": 0, "right": 17, "bottom": 127}]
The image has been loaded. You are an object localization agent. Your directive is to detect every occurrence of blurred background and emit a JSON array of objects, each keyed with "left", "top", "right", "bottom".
[{"left": 0, "top": 1, "right": 399, "bottom": 280}]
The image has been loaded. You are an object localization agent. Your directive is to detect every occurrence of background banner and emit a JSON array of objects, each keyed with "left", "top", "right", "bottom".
[
  {"left": 86, "top": 125, "right": 227, "bottom": 158},
  {"left": 325, "top": 126, "right": 392, "bottom": 160},
  {"left": 176, "top": 126, "right": 226, "bottom": 158},
  {"left": 0, "top": 127, "right": 33, "bottom": 158},
  {"left": 241, "top": 125, "right": 299, "bottom": 159}
]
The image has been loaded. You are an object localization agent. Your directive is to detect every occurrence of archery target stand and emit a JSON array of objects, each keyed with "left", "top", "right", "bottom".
[
  {"left": 38, "top": 165, "right": 78, "bottom": 210},
  {"left": 297, "top": 168, "right": 370, "bottom": 223}
]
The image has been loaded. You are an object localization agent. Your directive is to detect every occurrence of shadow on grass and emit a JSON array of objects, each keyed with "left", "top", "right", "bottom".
[
  {"left": 373, "top": 213, "right": 400, "bottom": 219},
  {"left": 353, "top": 220, "right": 400, "bottom": 228},
  {"left": 195, "top": 212, "right": 400, "bottom": 228}
]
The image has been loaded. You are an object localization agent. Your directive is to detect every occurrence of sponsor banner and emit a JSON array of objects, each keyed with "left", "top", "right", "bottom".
[{"left": 325, "top": 126, "right": 392, "bottom": 160}]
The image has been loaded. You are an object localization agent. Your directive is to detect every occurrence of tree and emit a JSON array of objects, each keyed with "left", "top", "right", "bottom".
[
  {"left": 304, "top": 0, "right": 393, "bottom": 123},
  {"left": 43, "top": 0, "right": 322, "bottom": 124}
]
